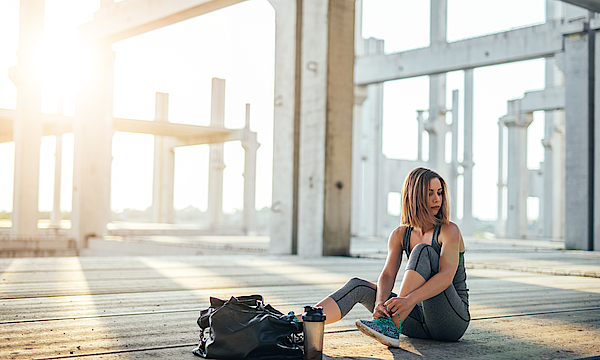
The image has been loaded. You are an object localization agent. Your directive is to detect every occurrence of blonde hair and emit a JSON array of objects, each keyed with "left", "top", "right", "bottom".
[{"left": 400, "top": 167, "right": 450, "bottom": 230}]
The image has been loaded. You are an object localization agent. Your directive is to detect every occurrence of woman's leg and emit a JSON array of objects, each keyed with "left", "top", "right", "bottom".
[
  {"left": 399, "top": 243, "right": 469, "bottom": 341},
  {"left": 315, "top": 296, "right": 342, "bottom": 324},
  {"left": 388, "top": 269, "right": 427, "bottom": 328},
  {"left": 312, "top": 277, "right": 390, "bottom": 325}
]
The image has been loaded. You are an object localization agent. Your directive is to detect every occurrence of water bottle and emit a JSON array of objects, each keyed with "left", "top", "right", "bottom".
[{"left": 302, "top": 306, "right": 326, "bottom": 360}]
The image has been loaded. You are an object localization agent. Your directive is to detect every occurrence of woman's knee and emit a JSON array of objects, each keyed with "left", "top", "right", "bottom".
[
  {"left": 411, "top": 242, "right": 431, "bottom": 254},
  {"left": 345, "top": 277, "right": 374, "bottom": 288}
]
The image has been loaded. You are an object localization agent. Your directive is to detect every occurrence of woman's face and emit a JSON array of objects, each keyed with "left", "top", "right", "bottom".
[{"left": 427, "top": 177, "right": 443, "bottom": 215}]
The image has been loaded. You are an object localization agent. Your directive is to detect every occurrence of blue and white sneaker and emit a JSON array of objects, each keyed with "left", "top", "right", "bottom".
[{"left": 355, "top": 317, "right": 400, "bottom": 347}]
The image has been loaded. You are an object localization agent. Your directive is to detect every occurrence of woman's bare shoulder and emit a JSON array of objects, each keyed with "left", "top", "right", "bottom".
[
  {"left": 439, "top": 222, "right": 461, "bottom": 243},
  {"left": 388, "top": 225, "right": 407, "bottom": 248}
]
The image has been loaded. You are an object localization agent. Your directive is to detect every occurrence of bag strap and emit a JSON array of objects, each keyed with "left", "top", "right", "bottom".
[{"left": 233, "top": 294, "right": 264, "bottom": 307}]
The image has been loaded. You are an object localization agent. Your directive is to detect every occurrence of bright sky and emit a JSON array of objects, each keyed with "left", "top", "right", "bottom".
[{"left": 0, "top": 0, "right": 548, "bottom": 221}]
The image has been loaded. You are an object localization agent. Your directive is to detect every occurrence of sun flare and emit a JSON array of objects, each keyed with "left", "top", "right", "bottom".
[{"left": 34, "top": 38, "right": 93, "bottom": 92}]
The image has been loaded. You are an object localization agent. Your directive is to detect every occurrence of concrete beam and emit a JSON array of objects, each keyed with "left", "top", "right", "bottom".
[
  {"left": 561, "top": 0, "right": 600, "bottom": 13},
  {"left": 518, "top": 86, "right": 566, "bottom": 113},
  {"left": 113, "top": 117, "right": 240, "bottom": 144},
  {"left": 355, "top": 21, "right": 564, "bottom": 85},
  {"left": 78, "top": 0, "right": 245, "bottom": 43},
  {"left": 1, "top": 111, "right": 252, "bottom": 146}
]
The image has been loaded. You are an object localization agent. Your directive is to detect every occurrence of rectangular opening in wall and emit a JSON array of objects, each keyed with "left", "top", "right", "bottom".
[
  {"left": 527, "top": 111, "right": 545, "bottom": 170},
  {"left": 387, "top": 192, "right": 401, "bottom": 217},
  {"left": 445, "top": 131, "right": 452, "bottom": 164},
  {"left": 527, "top": 196, "right": 539, "bottom": 222}
]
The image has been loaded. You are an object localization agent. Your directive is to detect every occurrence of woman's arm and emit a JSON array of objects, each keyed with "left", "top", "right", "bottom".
[
  {"left": 373, "top": 226, "right": 405, "bottom": 319},
  {"left": 385, "top": 223, "right": 461, "bottom": 317}
]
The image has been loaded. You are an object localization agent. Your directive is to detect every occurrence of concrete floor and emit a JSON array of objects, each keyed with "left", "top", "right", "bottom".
[{"left": 1, "top": 236, "right": 599, "bottom": 359}]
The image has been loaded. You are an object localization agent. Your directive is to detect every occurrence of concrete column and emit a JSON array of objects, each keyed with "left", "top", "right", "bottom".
[
  {"left": 9, "top": 0, "right": 45, "bottom": 236},
  {"left": 242, "top": 103, "right": 259, "bottom": 235},
  {"left": 542, "top": 55, "right": 566, "bottom": 239},
  {"left": 71, "top": 44, "right": 115, "bottom": 247},
  {"left": 450, "top": 90, "right": 459, "bottom": 222},
  {"left": 462, "top": 69, "right": 475, "bottom": 235},
  {"left": 350, "top": 84, "right": 367, "bottom": 237},
  {"left": 50, "top": 134, "right": 63, "bottom": 227},
  {"left": 496, "top": 121, "right": 505, "bottom": 238},
  {"left": 595, "top": 21, "right": 600, "bottom": 250},
  {"left": 297, "top": 0, "right": 354, "bottom": 256},
  {"left": 427, "top": 0, "right": 448, "bottom": 172},
  {"left": 417, "top": 110, "right": 425, "bottom": 161},
  {"left": 268, "top": 0, "right": 298, "bottom": 254},
  {"left": 360, "top": 38, "right": 389, "bottom": 236},
  {"left": 208, "top": 78, "right": 226, "bottom": 229},
  {"left": 350, "top": 0, "right": 365, "bottom": 238},
  {"left": 551, "top": 110, "right": 566, "bottom": 240},
  {"left": 564, "top": 27, "right": 594, "bottom": 250},
  {"left": 152, "top": 92, "right": 175, "bottom": 224},
  {"left": 504, "top": 104, "right": 532, "bottom": 239}
]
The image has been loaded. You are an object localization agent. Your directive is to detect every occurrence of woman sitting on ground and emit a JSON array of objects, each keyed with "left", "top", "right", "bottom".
[{"left": 313, "top": 166, "right": 470, "bottom": 346}]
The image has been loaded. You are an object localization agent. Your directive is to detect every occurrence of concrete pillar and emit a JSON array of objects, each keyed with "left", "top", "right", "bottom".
[
  {"left": 551, "top": 110, "right": 565, "bottom": 240},
  {"left": 350, "top": 0, "right": 366, "bottom": 238},
  {"left": 71, "top": 44, "right": 115, "bottom": 247},
  {"left": 297, "top": 0, "right": 354, "bottom": 256},
  {"left": 208, "top": 78, "right": 226, "bottom": 229},
  {"left": 462, "top": 69, "right": 475, "bottom": 235},
  {"left": 268, "top": 0, "right": 298, "bottom": 254},
  {"left": 350, "top": 84, "right": 367, "bottom": 237},
  {"left": 542, "top": 58, "right": 566, "bottom": 239},
  {"left": 496, "top": 120, "right": 505, "bottom": 238},
  {"left": 450, "top": 90, "right": 459, "bottom": 222},
  {"left": 426, "top": 0, "right": 448, "bottom": 172},
  {"left": 242, "top": 103, "right": 259, "bottom": 235},
  {"left": 594, "top": 20, "right": 600, "bottom": 251},
  {"left": 504, "top": 104, "right": 532, "bottom": 239},
  {"left": 564, "top": 26, "right": 594, "bottom": 250},
  {"left": 417, "top": 110, "right": 425, "bottom": 161},
  {"left": 352, "top": 38, "right": 384, "bottom": 238},
  {"left": 152, "top": 92, "right": 175, "bottom": 224},
  {"left": 9, "top": 0, "right": 45, "bottom": 236},
  {"left": 50, "top": 133, "right": 63, "bottom": 227}
]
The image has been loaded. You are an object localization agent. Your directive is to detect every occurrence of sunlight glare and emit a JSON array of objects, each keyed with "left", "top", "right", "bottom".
[{"left": 34, "top": 38, "right": 92, "bottom": 93}]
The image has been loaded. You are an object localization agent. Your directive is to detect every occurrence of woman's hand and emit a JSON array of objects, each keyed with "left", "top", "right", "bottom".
[
  {"left": 372, "top": 302, "right": 390, "bottom": 319},
  {"left": 383, "top": 296, "right": 415, "bottom": 318}
]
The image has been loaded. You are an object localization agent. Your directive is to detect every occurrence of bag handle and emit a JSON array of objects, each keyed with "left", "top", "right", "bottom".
[{"left": 199, "top": 295, "right": 265, "bottom": 329}]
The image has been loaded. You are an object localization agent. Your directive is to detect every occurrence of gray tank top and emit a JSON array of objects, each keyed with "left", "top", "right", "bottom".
[{"left": 403, "top": 224, "right": 469, "bottom": 303}]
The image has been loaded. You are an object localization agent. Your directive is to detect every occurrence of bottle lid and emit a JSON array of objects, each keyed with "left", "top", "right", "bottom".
[{"left": 302, "top": 306, "right": 326, "bottom": 322}]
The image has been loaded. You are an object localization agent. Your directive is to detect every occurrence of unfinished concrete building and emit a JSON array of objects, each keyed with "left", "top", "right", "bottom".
[
  {"left": 1, "top": 0, "right": 599, "bottom": 258},
  {"left": 349, "top": 0, "right": 598, "bottom": 252}
]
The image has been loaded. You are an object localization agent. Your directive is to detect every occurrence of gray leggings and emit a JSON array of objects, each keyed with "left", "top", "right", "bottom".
[{"left": 329, "top": 243, "right": 470, "bottom": 341}]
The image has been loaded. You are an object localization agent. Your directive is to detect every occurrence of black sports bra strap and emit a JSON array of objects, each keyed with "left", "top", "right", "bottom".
[
  {"left": 403, "top": 224, "right": 442, "bottom": 259},
  {"left": 403, "top": 226, "right": 412, "bottom": 259},
  {"left": 431, "top": 224, "right": 442, "bottom": 256}
]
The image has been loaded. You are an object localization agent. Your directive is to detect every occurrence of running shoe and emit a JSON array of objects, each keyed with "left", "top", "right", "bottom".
[{"left": 355, "top": 317, "right": 400, "bottom": 347}]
